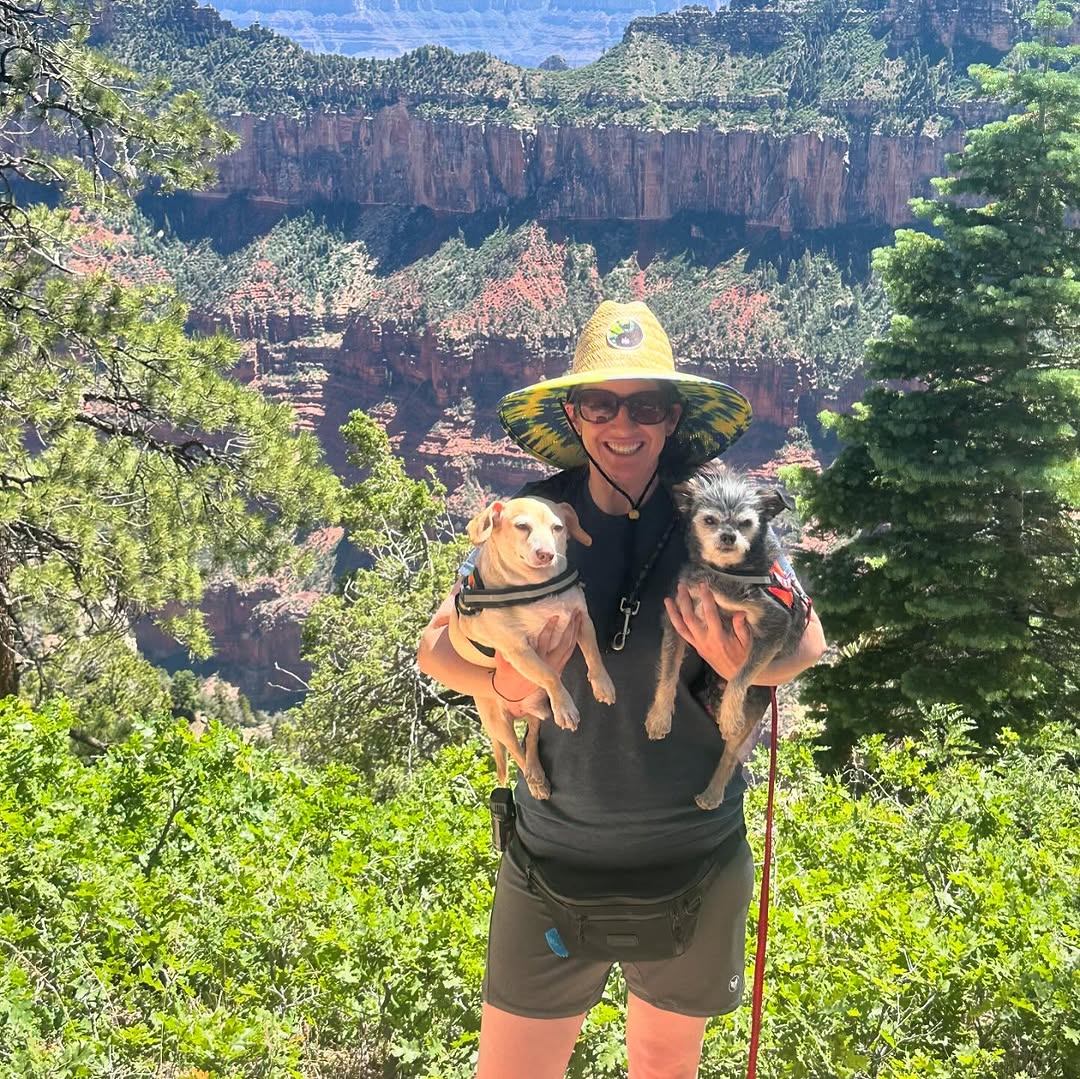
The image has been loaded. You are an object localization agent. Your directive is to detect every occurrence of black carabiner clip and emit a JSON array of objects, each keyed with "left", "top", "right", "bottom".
[{"left": 612, "top": 596, "right": 640, "bottom": 651}]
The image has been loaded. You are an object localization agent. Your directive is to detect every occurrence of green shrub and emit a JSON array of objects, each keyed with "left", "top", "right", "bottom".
[
  {"left": 0, "top": 700, "right": 493, "bottom": 1078},
  {"left": 719, "top": 720, "right": 1080, "bottom": 1079},
  {"left": 0, "top": 700, "right": 1076, "bottom": 1077}
]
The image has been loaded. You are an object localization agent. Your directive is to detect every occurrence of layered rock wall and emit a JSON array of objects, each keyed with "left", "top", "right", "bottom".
[
  {"left": 635, "top": 0, "right": 1080, "bottom": 53},
  {"left": 875, "top": 0, "right": 1025, "bottom": 52},
  {"left": 213, "top": 108, "right": 980, "bottom": 232},
  {"left": 137, "top": 583, "right": 315, "bottom": 709}
]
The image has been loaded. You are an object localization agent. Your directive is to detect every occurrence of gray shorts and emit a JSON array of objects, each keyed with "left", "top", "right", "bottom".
[{"left": 481, "top": 837, "right": 756, "bottom": 1019}]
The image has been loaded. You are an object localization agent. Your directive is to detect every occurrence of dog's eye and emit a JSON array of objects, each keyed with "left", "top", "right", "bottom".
[
  {"left": 702, "top": 514, "right": 718, "bottom": 526},
  {"left": 739, "top": 519, "right": 754, "bottom": 529},
  {"left": 552, "top": 523, "right": 564, "bottom": 533},
  {"left": 514, "top": 522, "right": 531, "bottom": 532}
]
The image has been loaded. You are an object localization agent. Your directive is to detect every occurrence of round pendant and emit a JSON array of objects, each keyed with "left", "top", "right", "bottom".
[{"left": 628, "top": 509, "right": 640, "bottom": 520}]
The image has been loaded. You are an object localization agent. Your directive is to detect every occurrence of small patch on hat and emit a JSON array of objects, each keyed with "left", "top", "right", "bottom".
[{"left": 606, "top": 318, "right": 644, "bottom": 350}]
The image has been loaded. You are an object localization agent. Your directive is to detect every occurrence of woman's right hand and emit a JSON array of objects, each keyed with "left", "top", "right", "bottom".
[{"left": 491, "top": 611, "right": 582, "bottom": 716}]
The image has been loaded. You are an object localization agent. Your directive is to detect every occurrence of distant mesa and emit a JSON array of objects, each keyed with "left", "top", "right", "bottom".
[
  {"left": 208, "top": 0, "right": 711, "bottom": 67},
  {"left": 96, "top": 0, "right": 1044, "bottom": 232}
]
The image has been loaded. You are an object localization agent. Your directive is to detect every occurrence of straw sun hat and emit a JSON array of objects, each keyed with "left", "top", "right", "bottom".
[{"left": 497, "top": 300, "right": 753, "bottom": 474}]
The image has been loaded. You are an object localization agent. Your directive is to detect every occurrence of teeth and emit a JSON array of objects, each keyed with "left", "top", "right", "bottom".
[{"left": 604, "top": 442, "right": 643, "bottom": 456}]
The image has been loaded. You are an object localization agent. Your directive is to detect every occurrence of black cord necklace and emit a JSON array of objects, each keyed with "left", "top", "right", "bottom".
[
  {"left": 561, "top": 405, "right": 679, "bottom": 649},
  {"left": 561, "top": 402, "right": 658, "bottom": 519}
]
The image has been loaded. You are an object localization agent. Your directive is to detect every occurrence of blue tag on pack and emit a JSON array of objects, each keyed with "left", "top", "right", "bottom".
[{"left": 545, "top": 927, "right": 569, "bottom": 958}]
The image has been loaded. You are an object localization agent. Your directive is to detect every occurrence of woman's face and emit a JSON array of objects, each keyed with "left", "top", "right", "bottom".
[{"left": 564, "top": 379, "right": 682, "bottom": 488}]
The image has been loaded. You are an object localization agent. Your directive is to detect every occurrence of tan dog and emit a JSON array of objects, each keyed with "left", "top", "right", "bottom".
[{"left": 448, "top": 496, "right": 615, "bottom": 799}]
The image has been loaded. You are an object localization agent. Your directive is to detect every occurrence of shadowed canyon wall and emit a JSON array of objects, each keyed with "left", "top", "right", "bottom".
[{"left": 211, "top": 104, "right": 1003, "bottom": 233}]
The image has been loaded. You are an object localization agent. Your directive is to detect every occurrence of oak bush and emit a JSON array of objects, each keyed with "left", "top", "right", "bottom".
[{"left": 1, "top": 699, "right": 1076, "bottom": 1077}]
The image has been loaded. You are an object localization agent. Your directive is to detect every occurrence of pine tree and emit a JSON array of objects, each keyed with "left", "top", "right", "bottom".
[
  {"left": 168, "top": 670, "right": 201, "bottom": 721},
  {"left": 0, "top": 1, "right": 341, "bottom": 701},
  {"left": 791, "top": 1, "right": 1080, "bottom": 763},
  {"left": 287, "top": 412, "right": 470, "bottom": 785}
]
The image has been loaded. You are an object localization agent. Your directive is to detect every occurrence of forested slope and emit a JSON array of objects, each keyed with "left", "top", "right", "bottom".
[{"left": 101, "top": 0, "right": 1009, "bottom": 132}]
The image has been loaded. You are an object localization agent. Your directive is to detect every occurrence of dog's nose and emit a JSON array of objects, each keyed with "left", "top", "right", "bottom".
[
  {"left": 719, "top": 531, "right": 737, "bottom": 545},
  {"left": 534, "top": 549, "right": 554, "bottom": 565}
]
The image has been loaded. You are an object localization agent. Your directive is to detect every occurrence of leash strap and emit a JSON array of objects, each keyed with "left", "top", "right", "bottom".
[
  {"left": 746, "top": 685, "right": 779, "bottom": 1079},
  {"left": 611, "top": 514, "right": 678, "bottom": 651}
]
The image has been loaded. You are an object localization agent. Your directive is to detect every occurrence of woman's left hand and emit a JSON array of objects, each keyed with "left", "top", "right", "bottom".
[{"left": 664, "top": 582, "right": 752, "bottom": 682}]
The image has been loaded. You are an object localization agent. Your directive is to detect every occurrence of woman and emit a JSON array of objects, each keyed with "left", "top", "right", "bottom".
[{"left": 418, "top": 300, "right": 826, "bottom": 1079}]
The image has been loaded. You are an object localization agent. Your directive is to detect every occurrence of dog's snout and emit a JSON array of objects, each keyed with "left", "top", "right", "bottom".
[
  {"left": 719, "top": 530, "right": 737, "bottom": 545},
  {"left": 534, "top": 548, "right": 555, "bottom": 565}
]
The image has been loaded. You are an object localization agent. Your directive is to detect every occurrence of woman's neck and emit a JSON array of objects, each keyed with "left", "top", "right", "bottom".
[{"left": 586, "top": 466, "right": 660, "bottom": 516}]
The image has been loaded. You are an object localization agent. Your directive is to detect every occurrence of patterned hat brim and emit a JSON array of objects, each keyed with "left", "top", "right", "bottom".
[{"left": 498, "top": 368, "right": 753, "bottom": 472}]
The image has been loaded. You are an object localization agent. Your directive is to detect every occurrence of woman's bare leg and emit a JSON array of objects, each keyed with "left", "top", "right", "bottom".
[
  {"left": 476, "top": 1004, "right": 587, "bottom": 1079},
  {"left": 626, "top": 993, "right": 708, "bottom": 1079}
]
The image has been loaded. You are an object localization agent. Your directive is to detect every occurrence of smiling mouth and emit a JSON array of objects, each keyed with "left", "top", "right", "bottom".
[
  {"left": 603, "top": 441, "right": 645, "bottom": 456},
  {"left": 524, "top": 555, "right": 561, "bottom": 571}
]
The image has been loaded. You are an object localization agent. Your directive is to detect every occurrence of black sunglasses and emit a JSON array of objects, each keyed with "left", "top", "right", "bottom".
[{"left": 569, "top": 388, "right": 676, "bottom": 426}]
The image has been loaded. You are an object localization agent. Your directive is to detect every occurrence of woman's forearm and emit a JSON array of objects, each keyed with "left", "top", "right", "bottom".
[
  {"left": 417, "top": 619, "right": 498, "bottom": 699},
  {"left": 418, "top": 596, "right": 582, "bottom": 706},
  {"left": 755, "top": 608, "right": 826, "bottom": 686}
]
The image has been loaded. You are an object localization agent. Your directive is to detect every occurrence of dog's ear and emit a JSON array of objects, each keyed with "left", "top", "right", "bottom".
[
  {"left": 756, "top": 486, "right": 795, "bottom": 520},
  {"left": 466, "top": 501, "right": 504, "bottom": 544},
  {"left": 670, "top": 481, "right": 695, "bottom": 516},
  {"left": 554, "top": 502, "right": 591, "bottom": 546},
  {"left": 697, "top": 461, "right": 727, "bottom": 480}
]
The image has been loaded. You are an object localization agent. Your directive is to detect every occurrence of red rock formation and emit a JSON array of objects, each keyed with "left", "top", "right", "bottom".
[
  {"left": 875, "top": 0, "right": 1022, "bottom": 52},
  {"left": 136, "top": 580, "right": 314, "bottom": 708},
  {"left": 135, "top": 527, "right": 344, "bottom": 710},
  {"left": 211, "top": 109, "right": 979, "bottom": 233}
]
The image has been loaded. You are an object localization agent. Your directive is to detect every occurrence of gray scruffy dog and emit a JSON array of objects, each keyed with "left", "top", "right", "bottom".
[{"left": 644, "top": 463, "right": 809, "bottom": 810}]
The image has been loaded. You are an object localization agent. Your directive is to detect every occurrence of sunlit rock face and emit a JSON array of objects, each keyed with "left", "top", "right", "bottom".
[
  {"left": 124, "top": 0, "right": 1028, "bottom": 231},
  {"left": 211, "top": 0, "right": 706, "bottom": 68},
  {"left": 103, "top": 0, "right": 1048, "bottom": 704},
  {"left": 212, "top": 106, "right": 1000, "bottom": 232}
]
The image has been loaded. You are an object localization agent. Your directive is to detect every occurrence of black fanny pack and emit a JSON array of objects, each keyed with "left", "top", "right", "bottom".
[{"left": 509, "top": 826, "right": 744, "bottom": 962}]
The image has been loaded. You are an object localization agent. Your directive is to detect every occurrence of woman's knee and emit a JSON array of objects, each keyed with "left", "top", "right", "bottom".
[{"left": 476, "top": 1003, "right": 587, "bottom": 1079}]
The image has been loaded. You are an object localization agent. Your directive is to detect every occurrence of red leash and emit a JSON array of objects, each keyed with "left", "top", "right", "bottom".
[{"left": 746, "top": 685, "right": 780, "bottom": 1079}]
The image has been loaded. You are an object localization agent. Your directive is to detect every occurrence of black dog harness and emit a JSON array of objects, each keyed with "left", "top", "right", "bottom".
[
  {"left": 701, "top": 559, "right": 811, "bottom": 616},
  {"left": 454, "top": 564, "right": 582, "bottom": 658}
]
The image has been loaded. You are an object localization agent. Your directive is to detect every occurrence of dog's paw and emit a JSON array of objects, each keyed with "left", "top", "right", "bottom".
[
  {"left": 590, "top": 670, "right": 616, "bottom": 705},
  {"left": 712, "top": 708, "right": 747, "bottom": 743},
  {"left": 697, "top": 755, "right": 735, "bottom": 809},
  {"left": 644, "top": 709, "right": 672, "bottom": 740},
  {"left": 716, "top": 698, "right": 745, "bottom": 741},
  {"left": 526, "top": 771, "right": 551, "bottom": 800},
  {"left": 551, "top": 695, "right": 580, "bottom": 731},
  {"left": 694, "top": 789, "right": 724, "bottom": 811}
]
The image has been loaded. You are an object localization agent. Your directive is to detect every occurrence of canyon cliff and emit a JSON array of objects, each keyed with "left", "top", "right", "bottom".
[
  {"left": 98, "top": 0, "right": 1034, "bottom": 233},
  {"left": 213, "top": 104, "right": 1003, "bottom": 233},
  {"left": 98, "top": 0, "right": 1034, "bottom": 704}
]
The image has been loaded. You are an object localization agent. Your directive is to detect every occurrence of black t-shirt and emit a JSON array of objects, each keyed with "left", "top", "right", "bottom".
[{"left": 511, "top": 468, "right": 748, "bottom": 870}]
